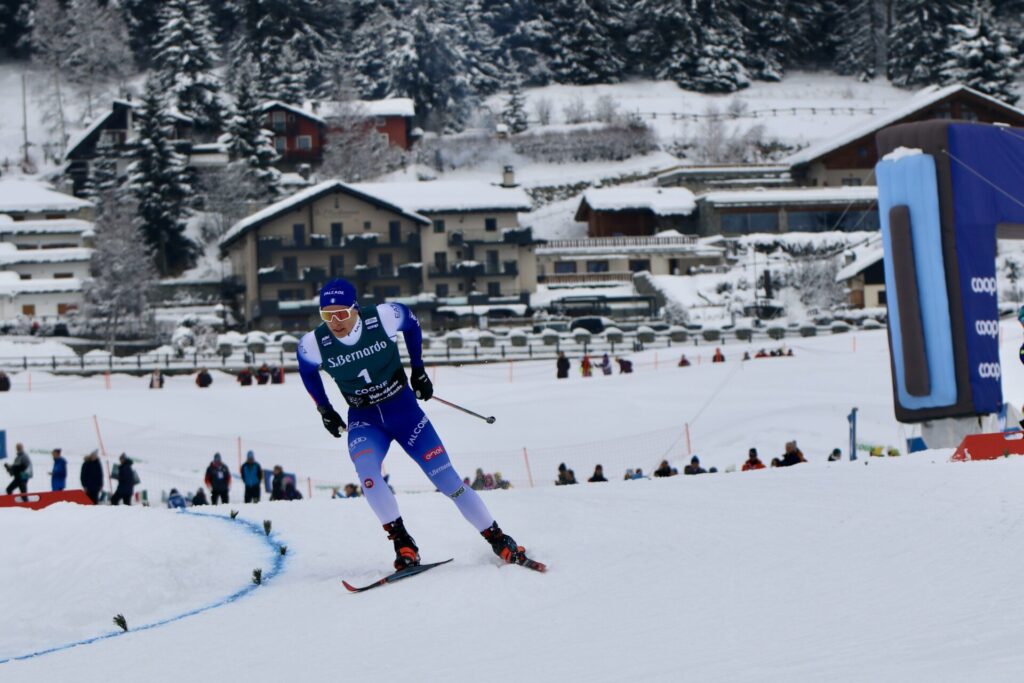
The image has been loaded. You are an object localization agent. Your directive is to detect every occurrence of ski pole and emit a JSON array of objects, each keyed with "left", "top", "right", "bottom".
[{"left": 433, "top": 396, "right": 496, "bottom": 424}]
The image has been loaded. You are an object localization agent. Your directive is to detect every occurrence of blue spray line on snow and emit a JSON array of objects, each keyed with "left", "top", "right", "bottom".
[{"left": 0, "top": 511, "right": 288, "bottom": 665}]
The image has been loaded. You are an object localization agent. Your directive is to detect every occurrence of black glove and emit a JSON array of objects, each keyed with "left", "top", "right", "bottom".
[
  {"left": 411, "top": 366, "right": 433, "bottom": 401},
  {"left": 317, "top": 405, "right": 346, "bottom": 437}
]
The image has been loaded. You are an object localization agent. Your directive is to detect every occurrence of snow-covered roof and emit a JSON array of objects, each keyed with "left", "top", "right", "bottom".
[
  {"left": 836, "top": 235, "right": 885, "bottom": 282},
  {"left": 0, "top": 217, "right": 94, "bottom": 236},
  {"left": 0, "top": 180, "right": 93, "bottom": 214},
  {"left": 352, "top": 181, "right": 533, "bottom": 214},
  {"left": 314, "top": 98, "right": 417, "bottom": 120},
  {"left": 784, "top": 84, "right": 1024, "bottom": 167},
  {"left": 578, "top": 187, "right": 696, "bottom": 218},
  {"left": 219, "top": 180, "right": 430, "bottom": 250},
  {"left": 698, "top": 186, "right": 877, "bottom": 207},
  {"left": 0, "top": 271, "right": 84, "bottom": 295},
  {"left": 0, "top": 244, "right": 93, "bottom": 264},
  {"left": 261, "top": 101, "right": 325, "bottom": 125}
]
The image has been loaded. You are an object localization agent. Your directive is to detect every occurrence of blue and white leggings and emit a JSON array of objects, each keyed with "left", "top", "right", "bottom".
[{"left": 346, "top": 387, "right": 494, "bottom": 532}]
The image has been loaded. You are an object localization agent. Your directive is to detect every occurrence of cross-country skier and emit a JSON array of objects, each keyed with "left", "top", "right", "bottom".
[{"left": 297, "top": 278, "right": 530, "bottom": 570}]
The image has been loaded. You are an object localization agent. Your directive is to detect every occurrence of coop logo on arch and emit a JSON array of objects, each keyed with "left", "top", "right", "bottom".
[
  {"left": 975, "top": 320, "right": 999, "bottom": 338},
  {"left": 978, "top": 363, "right": 1001, "bottom": 380},
  {"left": 971, "top": 277, "right": 997, "bottom": 295}
]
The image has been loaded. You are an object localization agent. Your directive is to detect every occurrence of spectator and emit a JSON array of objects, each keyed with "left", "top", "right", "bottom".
[
  {"left": 827, "top": 448, "right": 842, "bottom": 462},
  {"left": 493, "top": 472, "right": 511, "bottom": 490},
  {"left": 615, "top": 358, "right": 633, "bottom": 374},
  {"left": 624, "top": 468, "right": 635, "bottom": 481},
  {"left": 240, "top": 451, "right": 263, "bottom": 503},
  {"left": 0, "top": 370, "right": 10, "bottom": 391},
  {"left": 256, "top": 363, "right": 271, "bottom": 385},
  {"left": 50, "top": 448, "right": 67, "bottom": 492},
  {"left": 482, "top": 472, "right": 496, "bottom": 490},
  {"left": 631, "top": 468, "right": 647, "bottom": 480},
  {"left": 556, "top": 352, "right": 570, "bottom": 379},
  {"left": 331, "top": 486, "right": 343, "bottom": 499},
  {"left": 555, "top": 463, "right": 577, "bottom": 485},
  {"left": 237, "top": 367, "right": 254, "bottom": 386},
  {"left": 80, "top": 450, "right": 104, "bottom": 503},
  {"left": 683, "top": 456, "right": 706, "bottom": 475},
  {"left": 110, "top": 454, "right": 138, "bottom": 505},
  {"left": 598, "top": 353, "right": 612, "bottom": 376},
  {"left": 192, "top": 488, "right": 208, "bottom": 506},
  {"left": 343, "top": 483, "right": 361, "bottom": 498},
  {"left": 564, "top": 469, "right": 578, "bottom": 485},
  {"left": 712, "top": 348, "right": 725, "bottom": 363},
  {"left": 742, "top": 351, "right": 751, "bottom": 361},
  {"left": 755, "top": 349, "right": 769, "bottom": 358},
  {"left": 149, "top": 369, "right": 164, "bottom": 389},
  {"left": 777, "top": 441, "right": 807, "bottom": 467},
  {"left": 787, "top": 349, "right": 794, "bottom": 357},
  {"left": 4, "top": 443, "right": 32, "bottom": 496},
  {"left": 471, "top": 468, "right": 487, "bottom": 491},
  {"left": 196, "top": 368, "right": 213, "bottom": 388},
  {"left": 204, "top": 453, "right": 232, "bottom": 505},
  {"left": 678, "top": 354, "right": 691, "bottom": 367},
  {"left": 167, "top": 488, "right": 187, "bottom": 509},
  {"left": 270, "top": 465, "right": 285, "bottom": 501},
  {"left": 653, "top": 459, "right": 677, "bottom": 477},
  {"left": 281, "top": 476, "right": 303, "bottom": 500},
  {"left": 270, "top": 365, "right": 285, "bottom": 384},
  {"left": 588, "top": 465, "right": 608, "bottom": 482},
  {"left": 742, "top": 448, "right": 766, "bottom": 471},
  {"left": 580, "top": 355, "right": 592, "bottom": 377}
]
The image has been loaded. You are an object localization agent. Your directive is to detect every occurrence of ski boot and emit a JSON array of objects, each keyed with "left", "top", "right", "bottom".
[
  {"left": 481, "top": 521, "right": 526, "bottom": 564},
  {"left": 383, "top": 517, "right": 420, "bottom": 570}
]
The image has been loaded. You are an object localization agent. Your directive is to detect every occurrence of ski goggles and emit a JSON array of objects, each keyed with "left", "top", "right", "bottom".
[{"left": 319, "top": 306, "right": 356, "bottom": 323}]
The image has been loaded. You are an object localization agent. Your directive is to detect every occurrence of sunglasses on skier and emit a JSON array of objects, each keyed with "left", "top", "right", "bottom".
[{"left": 319, "top": 306, "right": 356, "bottom": 323}]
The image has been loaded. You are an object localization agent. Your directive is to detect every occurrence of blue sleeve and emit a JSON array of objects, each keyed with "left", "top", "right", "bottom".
[
  {"left": 297, "top": 332, "right": 332, "bottom": 407},
  {"left": 392, "top": 303, "right": 424, "bottom": 368}
]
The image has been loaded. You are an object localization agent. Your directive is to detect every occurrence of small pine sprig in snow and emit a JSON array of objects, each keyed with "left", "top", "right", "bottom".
[
  {"left": 252, "top": 568, "right": 262, "bottom": 585},
  {"left": 263, "top": 520, "right": 272, "bottom": 536},
  {"left": 113, "top": 614, "right": 128, "bottom": 632},
  {"left": 229, "top": 509, "right": 238, "bottom": 519},
  {"left": 279, "top": 545, "right": 287, "bottom": 556}
]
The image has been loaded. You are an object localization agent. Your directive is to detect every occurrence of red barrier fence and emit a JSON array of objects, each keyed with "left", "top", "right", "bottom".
[
  {"left": 0, "top": 489, "right": 95, "bottom": 510},
  {"left": 951, "top": 431, "right": 1024, "bottom": 461}
]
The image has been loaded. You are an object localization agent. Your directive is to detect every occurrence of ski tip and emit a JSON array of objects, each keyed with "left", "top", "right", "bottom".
[{"left": 342, "top": 580, "right": 360, "bottom": 592}]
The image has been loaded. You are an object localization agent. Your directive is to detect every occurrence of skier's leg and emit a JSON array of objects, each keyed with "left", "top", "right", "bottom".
[{"left": 347, "top": 421, "right": 400, "bottom": 525}]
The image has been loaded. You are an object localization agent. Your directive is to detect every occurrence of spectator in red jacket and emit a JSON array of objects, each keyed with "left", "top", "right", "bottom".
[
  {"left": 204, "top": 453, "right": 232, "bottom": 505},
  {"left": 742, "top": 448, "right": 766, "bottom": 471}
]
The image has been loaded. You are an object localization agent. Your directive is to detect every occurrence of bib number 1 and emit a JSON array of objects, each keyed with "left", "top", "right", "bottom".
[{"left": 358, "top": 368, "right": 372, "bottom": 385}]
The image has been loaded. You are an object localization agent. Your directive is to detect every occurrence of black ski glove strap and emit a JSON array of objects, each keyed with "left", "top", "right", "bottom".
[
  {"left": 317, "top": 404, "right": 346, "bottom": 437},
  {"left": 411, "top": 366, "right": 433, "bottom": 401}
]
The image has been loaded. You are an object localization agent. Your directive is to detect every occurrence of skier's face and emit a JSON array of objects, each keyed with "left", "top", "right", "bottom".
[{"left": 321, "top": 305, "right": 358, "bottom": 337}]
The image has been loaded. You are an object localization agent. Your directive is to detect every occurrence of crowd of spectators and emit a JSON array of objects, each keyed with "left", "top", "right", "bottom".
[
  {"left": 191, "top": 365, "right": 286, "bottom": 389},
  {"left": 466, "top": 468, "right": 512, "bottom": 490},
  {"left": 557, "top": 353, "right": 633, "bottom": 379}
]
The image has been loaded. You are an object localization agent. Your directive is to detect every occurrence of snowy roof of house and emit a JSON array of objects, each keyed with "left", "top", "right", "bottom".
[
  {"left": 219, "top": 180, "right": 431, "bottom": 250},
  {"left": 0, "top": 217, "right": 94, "bottom": 236},
  {"left": 351, "top": 181, "right": 533, "bottom": 214},
  {"left": 0, "top": 180, "right": 93, "bottom": 213},
  {"left": 0, "top": 244, "right": 93, "bottom": 265},
  {"left": 698, "top": 186, "right": 877, "bottom": 207},
  {"left": 0, "top": 271, "right": 84, "bottom": 295},
  {"left": 783, "top": 84, "right": 1024, "bottom": 167},
  {"left": 314, "top": 98, "right": 417, "bottom": 120},
  {"left": 576, "top": 187, "right": 697, "bottom": 219},
  {"left": 836, "top": 235, "right": 885, "bottom": 282},
  {"left": 261, "top": 101, "right": 326, "bottom": 125}
]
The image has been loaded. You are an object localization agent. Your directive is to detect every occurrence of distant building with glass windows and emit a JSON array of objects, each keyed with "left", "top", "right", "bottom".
[{"left": 696, "top": 187, "right": 878, "bottom": 235}]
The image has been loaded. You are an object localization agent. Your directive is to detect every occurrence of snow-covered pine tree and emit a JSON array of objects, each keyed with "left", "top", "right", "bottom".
[
  {"left": 626, "top": 0, "right": 697, "bottom": 80},
  {"left": 127, "top": 79, "right": 196, "bottom": 276},
  {"left": 26, "top": 0, "right": 70, "bottom": 71},
  {"left": 547, "top": 0, "right": 626, "bottom": 85},
  {"left": 941, "top": 2, "right": 1021, "bottom": 104},
  {"left": 266, "top": 43, "right": 307, "bottom": 105},
  {"left": 1, "top": 0, "right": 32, "bottom": 59},
  {"left": 677, "top": 0, "right": 750, "bottom": 93},
  {"left": 447, "top": 0, "right": 508, "bottom": 95},
  {"left": 120, "top": 0, "right": 163, "bottom": 67},
  {"left": 477, "top": 0, "right": 555, "bottom": 86},
  {"left": 83, "top": 189, "right": 157, "bottom": 352},
  {"left": 226, "top": 61, "right": 281, "bottom": 198},
  {"left": 83, "top": 140, "right": 123, "bottom": 215},
  {"left": 888, "top": 0, "right": 970, "bottom": 87},
  {"left": 502, "top": 79, "right": 529, "bottom": 134},
  {"left": 154, "top": 0, "right": 224, "bottom": 132},
  {"left": 736, "top": 0, "right": 788, "bottom": 81},
  {"left": 834, "top": 0, "right": 887, "bottom": 81},
  {"left": 347, "top": 3, "right": 411, "bottom": 100}
]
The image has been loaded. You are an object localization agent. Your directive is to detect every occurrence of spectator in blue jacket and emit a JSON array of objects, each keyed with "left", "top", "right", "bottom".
[
  {"left": 240, "top": 451, "right": 263, "bottom": 503},
  {"left": 167, "top": 488, "right": 187, "bottom": 509},
  {"left": 50, "top": 448, "right": 67, "bottom": 491}
]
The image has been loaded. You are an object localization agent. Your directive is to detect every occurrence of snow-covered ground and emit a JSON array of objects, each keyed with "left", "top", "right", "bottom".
[{"left": 4, "top": 319, "right": 1024, "bottom": 680}]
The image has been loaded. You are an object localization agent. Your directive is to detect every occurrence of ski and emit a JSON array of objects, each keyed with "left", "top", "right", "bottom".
[
  {"left": 515, "top": 556, "right": 547, "bottom": 573},
  {"left": 342, "top": 558, "right": 454, "bottom": 593}
]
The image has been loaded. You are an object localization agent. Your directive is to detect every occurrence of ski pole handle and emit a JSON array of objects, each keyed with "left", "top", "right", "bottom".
[{"left": 433, "top": 396, "right": 496, "bottom": 424}]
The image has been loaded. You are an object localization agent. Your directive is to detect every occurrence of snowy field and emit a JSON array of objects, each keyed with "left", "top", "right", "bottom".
[{"left": 4, "top": 322, "right": 1024, "bottom": 680}]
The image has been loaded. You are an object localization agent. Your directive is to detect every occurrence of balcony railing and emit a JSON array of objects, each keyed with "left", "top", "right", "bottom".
[{"left": 537, "top": 271, "right": 634, "bottom": 285}]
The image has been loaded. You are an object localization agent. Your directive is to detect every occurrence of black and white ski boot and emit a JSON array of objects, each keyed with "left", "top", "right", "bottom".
[{"left": 384, "top": 517, "right": 420, "bottom": 570}]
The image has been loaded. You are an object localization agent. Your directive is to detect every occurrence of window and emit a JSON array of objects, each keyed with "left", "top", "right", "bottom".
[
  {"left": 435, "top": 283, "right": 449, "bottom": 297},
  {"left": 486, "top": 250, "right": 499, "bottom": 266},
  {"left": 282, "top": 257, "right": 297, "bottom": 277},
  {"left": 292, "top": 223, "right": 305, "bottom": 245},
  {"left": 363, "top": 221, "right": 371, "bottom": 231},
  {"left": 433, "top": 219, "right": 445, "bottom": 234},
  {"left": 330, "top": 254, "right": 344, "bottom": 277},
  {"left": 841, "top": 177, "right": 862, "bottom": 187},
  {"left": 629, "top": 259, "right": 651, "bottom": 273},
  {"left": 434, "top": 252, "right": 447, "bottom": 272},
  {"left": 45, "top": 214, "right": 65, "bottom": 220},
  {"left": 721, "top": 211, "right": 779, "bottom": 234},
  {"left": 857, "top": 146, "right": 868, "bottom": 158},
  {"left": 378, "top": 253, "right": 393, "bottom": 271},
  {"left": 878, "top": 290, "right": 887, "bottom": 305},
  {"left": 57, "top": 303, "right": 77, "bottom": 315},
  {"left": 297, "top": 135, "right": 312, "bottom": 150},
  {"left": 331, "top": 222, "right": 343, "bottom": 246},
  {"left": 19, "top": 273, "right": 31, "bottom": 280},
  {"left": 21, "top": 304, "right": 35, "bottom": 316},
  {"left": 99, "top": 130, "right": 125, "bottom": 146},
  {"left": 374, "top": 116, "right": 386, "bottom": 126},
  {"left": 485, "top": 218, "right": 497, "bottom": 232},
  {"left": 389, "top": 221, "right": 401, "bottom": 244},
  {"left": 53, "top": 272, "right": 74, "bottom": 279},
  {"left": 586, "top": 260, "right": 609, "bottom": 273},
  {"left": 487, "top": 282, "right": 501, "bottom": 296},
  {"left": 274, "top": 137, "right": 286, "bottom": 152},
  {"left": 271, "top": 111, "right": 287, "bottom": 132},
  {"left": 554, "top": 261, "right": 577, "bottom": 274},
  {"left": 788, "top": 210, "right": 879, "bottom": 232},
  {"left": 960, "top": 105, "right": 978, "bottom": 122}
]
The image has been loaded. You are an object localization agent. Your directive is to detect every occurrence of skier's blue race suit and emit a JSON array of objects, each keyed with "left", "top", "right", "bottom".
[{"left": 297, "top": 302, "right": 494, "bottom": 531}]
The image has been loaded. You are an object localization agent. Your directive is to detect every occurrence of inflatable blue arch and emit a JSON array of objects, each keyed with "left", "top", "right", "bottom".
[{"left": 875, "top": 121, "right": 1024, "bottom": 423}]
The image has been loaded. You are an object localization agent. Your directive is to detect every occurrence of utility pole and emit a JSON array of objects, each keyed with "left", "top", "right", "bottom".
[{"left": 21, "top": 73, "right": 30, "bottom": 169}]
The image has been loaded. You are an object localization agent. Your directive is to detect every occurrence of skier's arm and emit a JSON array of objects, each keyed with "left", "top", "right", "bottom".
[
  {"left": 378, "top": 303, "right": 424, "bottom": 368},
  {"left": 296, "top": 332, "right": 331, "bottom": 407}
]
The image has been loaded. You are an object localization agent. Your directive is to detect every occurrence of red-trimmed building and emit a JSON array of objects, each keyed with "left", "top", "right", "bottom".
[{"left": 260, "top": 101, "right": 326, "bottom": 168}]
